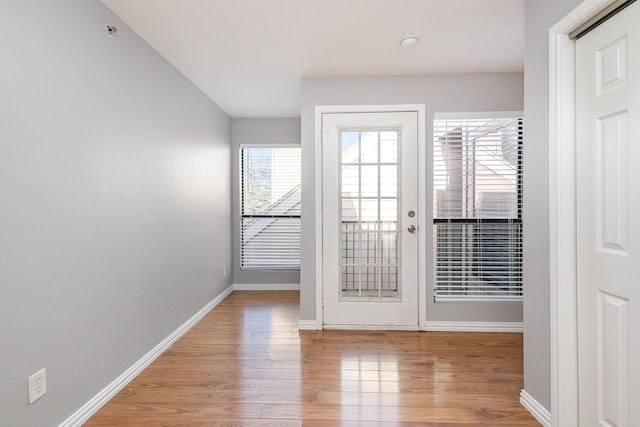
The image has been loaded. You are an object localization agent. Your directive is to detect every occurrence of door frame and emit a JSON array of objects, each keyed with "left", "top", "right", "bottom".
[
  {"left": 314, "top": 104, "right": 427, "bottom": 330},
  {"left": 549, "top": 0, "right": 623, "bottom": 425}
]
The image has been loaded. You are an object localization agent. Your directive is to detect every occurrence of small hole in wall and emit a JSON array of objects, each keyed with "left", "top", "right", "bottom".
[{"left": 104, "top": 24, "right": 117, "bottom": 37}]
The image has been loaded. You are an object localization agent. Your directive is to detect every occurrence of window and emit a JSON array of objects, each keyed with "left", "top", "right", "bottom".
[
  {"left": 241, "top": 146, "right": 301, "bottom": 270},
  {"left": 433, "top": 113, "right": 523, "bottom": 301}
]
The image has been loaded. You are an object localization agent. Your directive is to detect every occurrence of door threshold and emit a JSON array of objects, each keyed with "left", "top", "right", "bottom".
[{"left": 322, "top": 324, "right": 420, "bottom": 331}]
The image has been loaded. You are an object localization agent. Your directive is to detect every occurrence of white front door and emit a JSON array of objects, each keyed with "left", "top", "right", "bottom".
[
  {"left": 576, "top": 2, "right": 640, "bottom": 425},
  {"left": 322, "top": 111, "right": 419, "bottom": 328}
]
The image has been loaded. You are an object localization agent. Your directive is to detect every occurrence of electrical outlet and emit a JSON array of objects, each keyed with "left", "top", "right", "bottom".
[
  {"left": 28, "top": 368, "right": 47, "bottom": 404},
  {"left": 222, "top": 265, "right": 227, "bottom": 278}
]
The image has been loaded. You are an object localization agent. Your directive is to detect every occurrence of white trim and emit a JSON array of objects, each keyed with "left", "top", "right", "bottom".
[
  {"left": 417, "top": 105, "right": 428, "bottom": 331},
  {"left": 298, "top": 320, "right": 319, "bottom": 330},
  {"left": 520, "top": 389, "right": 552, "bottom": 427},
  {"left": 239, "top": 143, "right": 300, "bottom": 149},
  {"left": 434, "top": 110, "right": 524, "bottom": 120},
  {"left": 549, "top": 1, "right": 617, "bottom": 426},
  {"left": 314, "top": 106, "right": 324, "bottom": 330},
  {"left": 59, "top": 285, "right": 234, "bottom": 427},
  {"left": 323, "top": 324, "right": 420, "bottom": 331},
  {"left": 314, "top": 104, "right": 426, "bottom": 331},
  {"left": 424, "top": 321, "right": 523, "bottom": 333},
  {"left": 232, "top": 283, "right": 300, "bottom": 291}
]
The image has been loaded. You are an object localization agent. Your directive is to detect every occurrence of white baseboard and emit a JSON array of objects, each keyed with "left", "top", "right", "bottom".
[
  {"left": 520, "top": 389, "right": 551, "bottom": 427},
  {"left": 424, "top": 321, "right": 523, "bottom": 333},
  {"left": 324, "top": 324, "right": 420, "bottom": 331},
  {"left": 301, "top": 321, "right": 520, "bottom": 332},
  {"left": 232, "top": 283, "right": 300, "bottom": 291},
  {"left": 298, "top": 319, "right": 319, "bottom": 330},
  {"left": 59, "top": 284, "right": 234, "bottom": 427}
]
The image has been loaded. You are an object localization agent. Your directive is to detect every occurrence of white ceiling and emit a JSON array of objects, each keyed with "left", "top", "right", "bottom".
[{"left": 100, "top": 0, "right": 524, "bottom": 118}]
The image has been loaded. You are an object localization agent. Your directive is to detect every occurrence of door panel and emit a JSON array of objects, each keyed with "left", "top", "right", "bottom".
[
  {"left": 576, "top": 2, "right": 639, "bottom": 425},
  {"left": 322, "top": 112, "right": 418, "bottom": 328}
]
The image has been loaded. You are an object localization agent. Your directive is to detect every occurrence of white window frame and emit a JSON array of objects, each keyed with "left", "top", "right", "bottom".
[
  {"left": 432, "top": 111, "right": 524, "bottom": 302},
  {"left": 239, "top": 144, "right": 301, "bottom": 271}
]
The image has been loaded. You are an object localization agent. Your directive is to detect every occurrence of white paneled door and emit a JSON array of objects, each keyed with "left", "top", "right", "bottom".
[
  {"left": 322, "top": 112, "right": 419, "bottom": 328},
  {"left": 576, "top": 2, "right": 639, "bottom": 425}
]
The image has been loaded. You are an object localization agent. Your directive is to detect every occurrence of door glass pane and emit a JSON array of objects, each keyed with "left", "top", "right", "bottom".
[
  {"left": 380, "top": 165, "right": 397, "bottom": 197},
  {"left": 380, "top": 199, "right": 397, "bottom": 225},
  {"left": 361, "top": 231, "right": 380, "bottom": 265},
  {"left": 341, "top": 131, "right": 360, "bottom": 164},
  {"left": 341, "top": 265, "right": 359, "bottom": 294},
  {"left": 341, "top": 199, "right": 360, "bottom": 226},
  {"left": 360, "top": 165, "right": 379, "bottom": 197},
  {"left": 381, "top": 266, "right": 398, "bottom": 297},
  {"left": 360, "top": 132, "right": 379, "bottom": 164},
  {"left": 380, "top": 131, "right": 398, "bottom": 163},
  {"left": 341, "top": 232, "right": 359, "bottom": 265},
  {"left": 360, "top": 199, "right": 379, "bottom": 225},
  {"left": 380, "top": 232, "right": 398, "bottom": 265},
  {"left": 341, "top": 165, "right": 360, "bottom": 197},
  {"left": 339, "top": 129, "right": 400, "bottom": 300}
]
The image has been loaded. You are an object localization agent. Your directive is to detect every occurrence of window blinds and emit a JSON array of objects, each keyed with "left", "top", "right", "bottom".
[
  {"left": 433, "top": 114, "right": 523, "bottom": 301},
  {"left": 241, "top": 146, "right": 301, "bottom": 270}
]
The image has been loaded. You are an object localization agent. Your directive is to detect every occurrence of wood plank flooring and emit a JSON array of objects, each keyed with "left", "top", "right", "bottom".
[{"left": 85, "top": 291, "right": 540, "bottom": 426}]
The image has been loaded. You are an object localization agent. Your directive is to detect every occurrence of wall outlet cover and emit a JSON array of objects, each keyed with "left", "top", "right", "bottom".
[{"left": 28, "top": 368, "right": 47, "bottom": 404}]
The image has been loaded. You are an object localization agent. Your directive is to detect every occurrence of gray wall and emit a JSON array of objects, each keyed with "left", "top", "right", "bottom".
[
  {"left": 523, "top": 0, "right": 585, "bottom": 412},
  {"left": 0, "top": 1, "right": 232, "bottom": 426},
  {"left": 300, "top": 74, "right": 524, "bottom": 323},
  {"left": 231, "top": 118, "right": 301, "bottom": 285}
]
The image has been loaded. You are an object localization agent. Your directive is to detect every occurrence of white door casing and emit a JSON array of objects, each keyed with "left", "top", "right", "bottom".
[
  {"left": 576, "top": 2, "right": 639, "bottom": 426},
  {"left": 549, "top": 1, "right": 638, "bottom": 425},
  {"left": 321, "top": 111, "right": 419, "bottom": 328}
]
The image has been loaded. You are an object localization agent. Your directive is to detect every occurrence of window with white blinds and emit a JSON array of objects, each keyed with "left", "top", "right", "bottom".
[
  {"left": 241, "top": 146, "right": 301, "bottom": 270},
  {"left": 433, "top": 113, "right": 523, "bottom": 301}
]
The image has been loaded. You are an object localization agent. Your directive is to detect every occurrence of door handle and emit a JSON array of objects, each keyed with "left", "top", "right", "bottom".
[{"left": 407, "top": 225, "right": 416, "bottom": 233}]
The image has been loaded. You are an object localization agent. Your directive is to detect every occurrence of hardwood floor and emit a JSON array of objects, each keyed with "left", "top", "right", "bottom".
[{"left": 86, "top": 291, "right": 540, "bottom": 426}]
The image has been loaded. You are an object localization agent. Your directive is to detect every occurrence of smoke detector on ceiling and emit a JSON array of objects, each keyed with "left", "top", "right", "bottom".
[{"left": 401, "top": 35, "right": 418, "bottom": 49}]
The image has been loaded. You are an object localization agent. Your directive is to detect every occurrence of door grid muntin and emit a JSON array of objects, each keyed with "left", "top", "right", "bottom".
[{"left": 339, "top": 128, "right": 402, "bottom": 301}]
